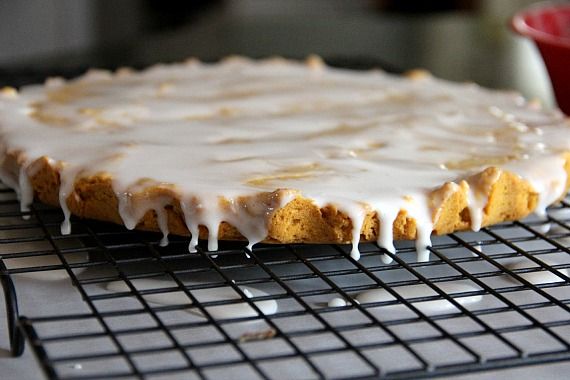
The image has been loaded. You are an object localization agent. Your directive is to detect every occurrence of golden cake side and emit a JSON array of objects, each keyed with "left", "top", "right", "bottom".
[{"left": 18, "top": 152, "right": 569, "bottom": 244}]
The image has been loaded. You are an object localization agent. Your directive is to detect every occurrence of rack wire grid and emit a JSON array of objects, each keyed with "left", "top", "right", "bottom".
[
  {"left": 1, "top": 64, "right": 570, "bottom": 380},
  {"left": 1, "top": 185, "right": 570, "bottom": 379}
]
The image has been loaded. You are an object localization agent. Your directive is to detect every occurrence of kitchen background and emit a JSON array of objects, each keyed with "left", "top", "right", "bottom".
[{"left": 0, "top": 0, "right": 556, "bottom": 106}]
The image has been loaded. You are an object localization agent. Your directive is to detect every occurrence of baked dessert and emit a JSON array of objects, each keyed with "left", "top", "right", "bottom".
[{"left": 0, "top": 56, "right": 569, "bottom": 262}]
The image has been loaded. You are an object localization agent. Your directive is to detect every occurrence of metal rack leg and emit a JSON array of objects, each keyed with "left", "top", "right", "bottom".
[
  {"left": 19, "top": 317, "right": 58, "bottom": 380},
  {"left": 0, "top": 260, "right": 25, "bottom": 357}
]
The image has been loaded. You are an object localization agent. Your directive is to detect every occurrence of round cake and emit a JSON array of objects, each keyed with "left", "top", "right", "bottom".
[{"left": 0, "top": 56, "right": 568, "bottom": 262}]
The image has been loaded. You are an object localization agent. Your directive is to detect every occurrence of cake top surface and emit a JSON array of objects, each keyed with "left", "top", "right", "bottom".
[{"left": 1, "top": 57, "right": 569, "bottom": 260}]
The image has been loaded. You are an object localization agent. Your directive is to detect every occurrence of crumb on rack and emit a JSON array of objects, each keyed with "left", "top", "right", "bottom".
[{"left": 238, "top": 328, "right": 277, "bottom": 342}]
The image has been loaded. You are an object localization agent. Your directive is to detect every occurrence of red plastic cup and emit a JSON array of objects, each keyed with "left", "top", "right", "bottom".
[{"left": 512, "top": 2, "right": 570, "bottom": 114}]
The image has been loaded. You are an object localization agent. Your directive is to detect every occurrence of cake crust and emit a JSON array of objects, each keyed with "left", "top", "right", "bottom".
[{"left": 20, "top": 152, "right": 570, "bottom": 244}]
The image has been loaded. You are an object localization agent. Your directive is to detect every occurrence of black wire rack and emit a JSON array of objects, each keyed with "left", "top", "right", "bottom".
[{"left": 1, "top": 183, "right": 570, "bottom": 380}]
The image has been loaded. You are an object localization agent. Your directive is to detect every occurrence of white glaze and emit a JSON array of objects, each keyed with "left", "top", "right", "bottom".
[
  {"left": 327, "top": 297, "right": 347, "bottom": 307},
  {"left": 505, "top": 260, "right": 569, "bottom": 285},
  {"left": 18, "top": 166, "right": 32, "bottom": 219},
  {"left": 356, "top": 282, "right": 483, "bottom": 314},
  {"left": 536, "top": 220, "right": 552, "bottom": 234},
  {"left": 472, "top": 243, "right": 483, "bottom": 257},
  {"left": 106, "top": 278, "right": 277, "bottom": 319},
  {"left": 0, "top": 58, "right": 569, "bottom": 261},
  {"left": 380, "top": 253, "right": 394, "bottom": 265},
  {"left": 117, "top": 192, "right": 172, "bottom": 245},
  {"left": 377, "top": 207, "right": 398, "bottom": 258},
  {"left": 466, "top": 171, "right": 501, "bottom": 232}
]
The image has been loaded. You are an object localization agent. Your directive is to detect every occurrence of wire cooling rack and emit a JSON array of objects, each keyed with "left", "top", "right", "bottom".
[{"left": 1, "top": 181, "right": 570, "bottom": 380}]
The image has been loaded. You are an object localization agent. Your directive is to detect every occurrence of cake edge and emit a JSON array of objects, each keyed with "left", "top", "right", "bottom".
[{"left": 7, "top": 151, "right": 569, "bottom": 245}]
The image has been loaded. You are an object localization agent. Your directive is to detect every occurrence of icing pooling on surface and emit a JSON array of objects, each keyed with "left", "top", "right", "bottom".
[
  {"left": 0, "top": 57, "right": 569, "bottom": 261},
  {"left": 327, "top": 297, "right": 348, "bottom": 307},
  {"left": 106, "top": 279, "right": 278, "bottom": 319},
  {"left": 355, "top": 282, "right": 483, "bottom": 314}
]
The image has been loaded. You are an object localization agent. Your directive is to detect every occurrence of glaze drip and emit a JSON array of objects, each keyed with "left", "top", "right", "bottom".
[{"left": 18, "top": 166, "right": 33, "bottom": 219}]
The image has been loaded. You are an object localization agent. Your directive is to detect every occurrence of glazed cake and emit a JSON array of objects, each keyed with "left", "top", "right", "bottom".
[{"left": 0, "top": 56, "right": 569, "bottom": 262}]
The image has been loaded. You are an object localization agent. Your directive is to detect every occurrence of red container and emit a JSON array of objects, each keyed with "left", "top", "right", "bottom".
[{"left": 512, "top": 2, "right": 570, "bottom": 114}]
